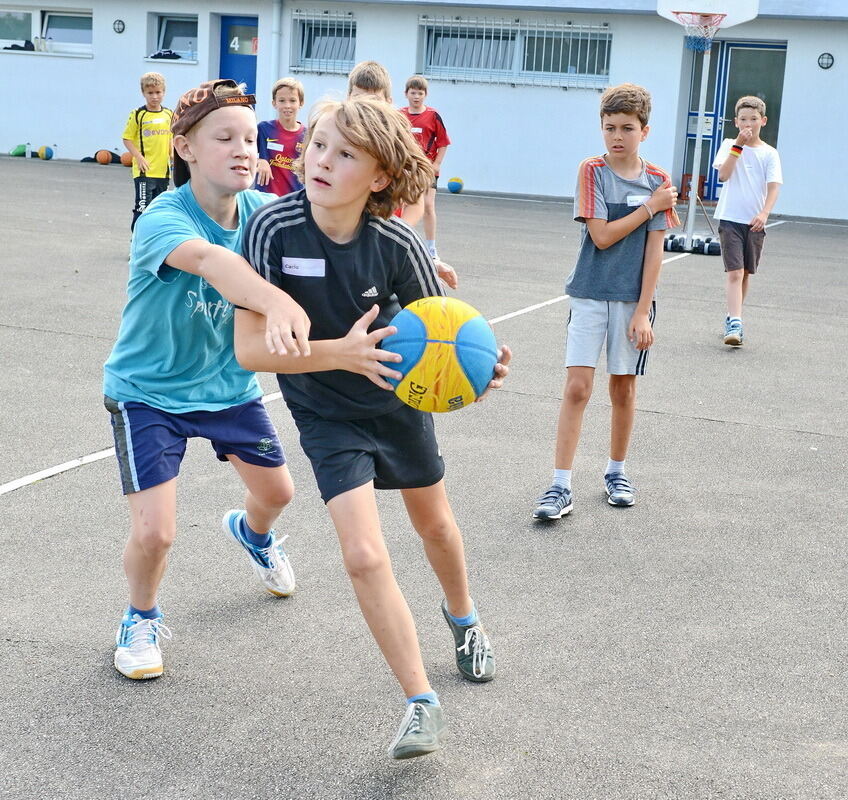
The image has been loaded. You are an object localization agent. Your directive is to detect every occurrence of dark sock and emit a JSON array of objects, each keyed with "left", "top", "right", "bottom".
[
  {"left": 240, "top": 515, "right": 272, "bottom": 549},
  {"left": 128, "top": 604, "right": 161, "bottom": 620}
]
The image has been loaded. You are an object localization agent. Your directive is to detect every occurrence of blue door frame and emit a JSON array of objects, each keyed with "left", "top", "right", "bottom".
[
  {"left": 686, "top": 40, "right": 786, "bottom": 200},
  {"left": 219, "top": 15, "right": 258, "bottom": 94}
]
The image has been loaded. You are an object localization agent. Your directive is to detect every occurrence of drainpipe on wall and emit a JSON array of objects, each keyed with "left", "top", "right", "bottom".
[{"left": 269, "top": 0, "right": 283, "bottom": 82}]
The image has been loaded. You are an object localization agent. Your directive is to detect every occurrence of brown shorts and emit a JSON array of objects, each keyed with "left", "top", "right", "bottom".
[{"left": 718, "top": 219, "right": 766, "bottom": 274}]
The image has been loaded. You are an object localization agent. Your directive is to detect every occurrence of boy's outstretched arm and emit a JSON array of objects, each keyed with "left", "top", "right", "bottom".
[
  {"left": 628, "top": 229, "right": 666, "bottom": 351},
  {"left": 166, "top": 240, "right": 311, "bottom": 357},
  {"left": 234, "top": 304, "right": 404, "bottom": 390},
  {"left": 586, "top": 180, "right": 677, "bottom": 250}
]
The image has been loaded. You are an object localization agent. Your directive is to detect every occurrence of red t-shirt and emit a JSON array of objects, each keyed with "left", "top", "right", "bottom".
[{"left": 400, "top": 107, "right": 450, "bottom": 163}]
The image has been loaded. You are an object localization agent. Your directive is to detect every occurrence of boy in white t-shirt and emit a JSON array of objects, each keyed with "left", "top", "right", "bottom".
[{"left": 713, "top": 95, "right": 782, "bottom": 346}]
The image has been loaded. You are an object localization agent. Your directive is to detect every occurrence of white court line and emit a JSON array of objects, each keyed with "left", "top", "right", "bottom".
[
  {"left": 0, "top": 391, "right": 284, "bottom": 497},
  {"left": 765, "top": 220, "right": 785, "bottom": 229},
  {"left": 0, "top": 247, "right": 729, "bottom": 497}
]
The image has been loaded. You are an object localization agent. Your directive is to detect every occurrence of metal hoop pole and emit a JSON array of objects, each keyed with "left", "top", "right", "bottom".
[{"left": 684, "top": 44, "right": 712, "bottom": 250}]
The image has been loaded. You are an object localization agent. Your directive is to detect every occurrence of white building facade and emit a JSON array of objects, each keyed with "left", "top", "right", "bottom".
[{"left": 1, "top": 0, "right": 846, "bottom": 219}]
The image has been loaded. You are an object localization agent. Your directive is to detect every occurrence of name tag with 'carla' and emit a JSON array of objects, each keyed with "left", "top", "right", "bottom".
[{"left": 281, "top": 257, "right": 325, "bottom": 277}]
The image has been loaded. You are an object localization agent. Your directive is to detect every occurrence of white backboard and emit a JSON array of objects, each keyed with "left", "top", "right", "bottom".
[{"left": 657, "top": 0, "right": 759, "bottom": 30}]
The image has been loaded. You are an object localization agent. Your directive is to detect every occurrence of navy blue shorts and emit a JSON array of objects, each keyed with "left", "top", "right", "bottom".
[
  {"left": 287, "top": 402, "right": 445, "bottom": 504},
  {"left": 104, "top": 396, "right": 285, "bottom": 495}
]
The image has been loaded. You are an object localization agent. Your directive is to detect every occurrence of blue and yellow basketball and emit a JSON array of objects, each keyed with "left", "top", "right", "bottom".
[
  {"left": 382, "top": 297, "right": 498, "bottom": 413},
  {"left": 447, "top": 177, "right": 463, "bottom": 193},
  {"left": 38, "top": 145, "right": 54, "bottom": 160}
]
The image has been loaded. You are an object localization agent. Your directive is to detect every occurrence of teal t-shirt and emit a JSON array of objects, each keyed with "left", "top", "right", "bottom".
[{"left": 103, "top": 183, "right": 273, "bottom": 412}]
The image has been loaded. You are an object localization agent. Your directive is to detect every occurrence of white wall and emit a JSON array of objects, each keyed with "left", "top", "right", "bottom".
[
  {"left": 0, "top": 0, "right": 274, "bottom": 158},
  {"left": 2, "top": 1, "right": 846, "bottom": 219},
  {"left": 710, "top": 17, "right": 848, "bottom": 219}
]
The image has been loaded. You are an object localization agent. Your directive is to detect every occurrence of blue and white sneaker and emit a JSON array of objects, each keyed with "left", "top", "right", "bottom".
[
  {"left": 114, "top": 610, "right": 172, "bottom": 680},
  {"left": 222, "top": 510, "right": 296, "bottom": 597},
  {"left": 604, "top": 473, "right": 636, "bottom": 507},
  {"left": 724, "top": 317, "right": 744, "bottom": 347},
  {"left": 532, "top": 485, "right": 574, "bottom": 520}
]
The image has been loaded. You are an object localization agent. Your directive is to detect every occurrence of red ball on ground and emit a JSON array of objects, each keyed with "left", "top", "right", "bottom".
[
  {"left": 120, "top": 151, "right": 133, "bottom": 167},
  {"left": 95, "top": 149, "right": 112, "bottom": 165}
]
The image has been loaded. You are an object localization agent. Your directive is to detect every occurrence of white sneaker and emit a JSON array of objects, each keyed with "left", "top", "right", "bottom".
[
  {"left": 222, "top": 510, "right": 296, "bottom": 597},
  {"left": 114, "top": 611, "right": 172, "bottom": 680}
]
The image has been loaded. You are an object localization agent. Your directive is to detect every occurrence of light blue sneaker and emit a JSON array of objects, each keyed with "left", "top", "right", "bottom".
[
  {"left": 114, "top": 610, "right": 172, "bottom": 680},
  {"left": 724, "top": 317, "right": 744, "bottom": 347},
  {"left": 222, "top": 510, "right": 295, "bottom": 597},
  {"left": 604, "top": 473, "right": 636, "bottom": 507}
]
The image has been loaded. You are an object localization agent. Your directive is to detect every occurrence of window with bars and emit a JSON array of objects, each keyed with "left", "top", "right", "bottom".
[
  {"left": 291, "top": 10, "right": 355, "bottom": 74},
  {"left": 419, "top": 16, "right": 611, "bottom": 88}
]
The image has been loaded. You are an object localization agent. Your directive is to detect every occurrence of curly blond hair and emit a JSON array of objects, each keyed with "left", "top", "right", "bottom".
[
  {"left": 600, "top": 83, "right": 652, "bottom": 128},
  {"left": 294, "top": 97, "right": 433, "bottom": 219}
]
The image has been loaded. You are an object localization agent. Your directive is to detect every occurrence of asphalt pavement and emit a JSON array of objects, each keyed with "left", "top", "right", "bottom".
[{"left": 1, "top": 156, "right": 846, "bottom": 799}]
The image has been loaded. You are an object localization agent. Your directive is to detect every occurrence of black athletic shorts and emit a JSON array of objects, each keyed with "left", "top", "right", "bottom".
[
  {"left": 132, "top": 176, "right": 169, "bottom": 230},
  {"left": 287, "top": 401, "right": 445, "bottom": 503}
]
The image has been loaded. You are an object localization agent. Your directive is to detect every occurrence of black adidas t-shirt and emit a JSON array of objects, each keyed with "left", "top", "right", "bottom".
[{"left": 243, "top": 190, "right": 445, "bottom": 420}]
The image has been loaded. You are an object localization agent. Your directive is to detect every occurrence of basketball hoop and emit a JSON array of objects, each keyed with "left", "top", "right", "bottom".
[{"left": 672, "top": 11, "right": 726, "bottom": 51}]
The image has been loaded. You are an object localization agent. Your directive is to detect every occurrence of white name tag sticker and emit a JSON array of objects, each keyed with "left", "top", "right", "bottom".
[
  {"left": 411, "top": 127, "right": 423, "bottom": 134},
  {"left": 282, "top": 257, "right": 325, "bottom": 277},
  {"left": 266, "top": 141, "right": 285, "bottom": 152},
  {"left": 627, "top": 194, "right": 652, "bottom": 207}
]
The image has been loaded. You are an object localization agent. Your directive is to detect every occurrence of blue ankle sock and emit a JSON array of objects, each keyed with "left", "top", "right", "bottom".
[
  {"left": 240, "top": 515, "right": 272, "bottom": 549},
  {"left": 606, "top": 459, "right": 625, "bottom": 476},
  {"left": 128, "top": 604, "right": 161, "bottom": 620},
  {"left": 448, "top": 603, "right": 478, "bottom": 627},
  {"left": 407, "top": 691, "right": 440, "bottom": 706}
]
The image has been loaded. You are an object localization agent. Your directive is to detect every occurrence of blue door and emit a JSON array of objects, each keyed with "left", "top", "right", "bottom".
[{"left": 219, "top": 16, "right": 258, "bottom": 94}]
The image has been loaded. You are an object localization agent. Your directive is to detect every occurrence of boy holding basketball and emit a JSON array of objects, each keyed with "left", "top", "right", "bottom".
[
  {"left": 533, "top": 84, "right": 678, "bottom": 520},
  {"left": 105, "top": 80, "right": 394, "bottom": 682},
  {"left": 713, "top": 95, "right": 782, "bottom": 346},
  {"left": 122, "top": 72, "right": 173, "bottom": 231},
  {"left": 256, "top": 77, "right": 306, "bottom": 196},
  {"left": 237, "top": 96, "right": 510, "bottom": 759}
]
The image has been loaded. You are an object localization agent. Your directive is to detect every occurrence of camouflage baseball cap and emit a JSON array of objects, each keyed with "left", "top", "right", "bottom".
[{"left": 171, "top": 79, "right": 256, "bottom": 186}]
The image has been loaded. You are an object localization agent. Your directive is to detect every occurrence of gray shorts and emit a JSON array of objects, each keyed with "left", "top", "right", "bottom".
[
  {"left": 719, "top": 219, "right": 765, "bottom": 274},
  {"left": 565, "top": 297, "right": 655, "bottom": 376}
]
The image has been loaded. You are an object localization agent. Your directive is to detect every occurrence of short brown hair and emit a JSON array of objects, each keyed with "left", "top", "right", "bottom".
[
  {"left": 140, "top": 72, "right": 165, "bottom": 91},
  {"left": 735, "top": 95, "right": 766, "bottom": 116},
  {"left": 347, "top": 60, "right": 392, "bottom": 101},
  {"left": 599, "top": 83, "right": 652, "bottom": 128},
  {"left": 294, "top": 97, "right": 433, "bottom": 219},
  {"left": 272, "top": 77, "right": 305, "bottom": 104},
  {"left": 405, "top": 75, "right": 428, "bottom": 93}
]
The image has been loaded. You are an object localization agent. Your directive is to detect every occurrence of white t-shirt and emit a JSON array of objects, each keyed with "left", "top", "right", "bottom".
[{"left": 713, "top": 138, "right": 782, "bottom": 224}]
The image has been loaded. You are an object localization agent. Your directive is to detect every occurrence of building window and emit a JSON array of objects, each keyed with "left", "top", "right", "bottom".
[
  {"left": 0, "top": 9, "right": 93, "bottom": 55},
  {"left": 419, "top": 16, "right": 611, "bottom": 88},
  {"left": 0, "top": 10, "right": 33, "bottom": 44},
  {"left": 41, "top": 11, "right": 92, "bottom": 53},
  {"left": 291, "top": 10, "right": 355, "bottom": 74},
  {"left": 156, "top": 14, "right": 197, "bottom": 59}
]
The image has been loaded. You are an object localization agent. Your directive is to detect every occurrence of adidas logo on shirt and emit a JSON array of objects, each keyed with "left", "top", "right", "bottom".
[{"left": 361, "top": 286, "right": 378, "bottom": 298}]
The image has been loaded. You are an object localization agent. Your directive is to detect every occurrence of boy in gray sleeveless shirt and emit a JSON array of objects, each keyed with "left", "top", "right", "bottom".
[{"left": 534, "top": 84, "right": 679, "bottom": 520}]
